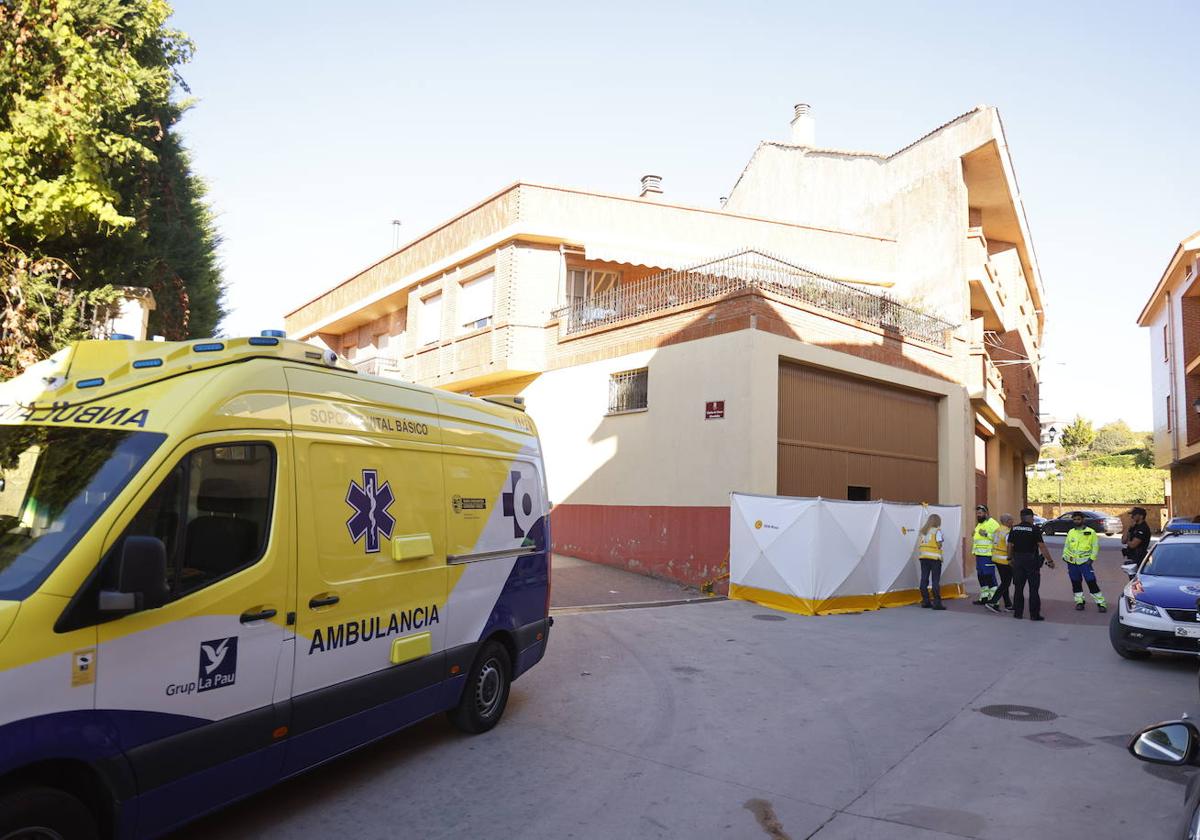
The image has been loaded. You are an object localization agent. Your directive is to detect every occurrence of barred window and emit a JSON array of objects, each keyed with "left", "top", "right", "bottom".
[{"left": 608, "top": 368, "right": 648, "bottom": 414}]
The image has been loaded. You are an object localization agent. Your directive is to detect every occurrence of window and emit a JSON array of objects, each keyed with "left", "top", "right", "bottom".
[
  {"left": 847, "top": 486, "right": 871, "bottom": 501},
  {"left": 116, "top": 443, "right": 275, "bottom": 601},
  {"left": 566, "top": 268, "right": 620, "bottom": 308},
  {"left": 608, "top": 368, "right": 648, "bottom": 414},
  {"left": 0, "top": 427, "right": 164, "bottom": 601},
  {"left": 420, "top": 293, "right": 442, "bottom": 346},
  {"left": 458, "top": 272, "right": 495, "bottom": 331}
]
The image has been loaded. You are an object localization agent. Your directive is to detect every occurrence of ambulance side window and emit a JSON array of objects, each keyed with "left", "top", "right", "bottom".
[{"left": 121, "top": 442, "right": 275, "bottom": 600}]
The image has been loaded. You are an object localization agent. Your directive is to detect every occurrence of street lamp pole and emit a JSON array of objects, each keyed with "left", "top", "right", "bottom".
[{"left": 1056, "top": 470, "right": 1063, "bottom": 516}]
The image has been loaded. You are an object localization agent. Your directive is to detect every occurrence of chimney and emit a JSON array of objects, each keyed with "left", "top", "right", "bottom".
[
  {"left": 639, "top": 174, "right": 663, "bottom": 199},
  {"left": 790, "top": 103, "right": 815, "bottom": 147}
]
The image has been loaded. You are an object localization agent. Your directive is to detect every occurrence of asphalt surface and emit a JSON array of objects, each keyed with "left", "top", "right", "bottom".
[
  {"left": 550, "top": 554, "right": 706, "bottom": 609},
  {"left": 173, "top": 534, "right": 1197, "bottom": 840}
]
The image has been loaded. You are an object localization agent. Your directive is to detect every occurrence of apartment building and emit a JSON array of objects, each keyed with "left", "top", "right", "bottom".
[
  {"left": 284, "top": 105, "right": 1045, "bottom": 586},
  {"left": 1138, "top": 231, "right": 1200, "bottom": 515}
]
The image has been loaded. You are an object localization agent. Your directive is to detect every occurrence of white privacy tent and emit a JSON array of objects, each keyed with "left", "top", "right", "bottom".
[{"left": 729, "top": 493, "right": 964, "bottom": 615}]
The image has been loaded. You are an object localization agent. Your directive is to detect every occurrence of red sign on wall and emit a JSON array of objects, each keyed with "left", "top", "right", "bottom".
[{"left": 705, "top": 400, "right": 725, "bottom": 419}]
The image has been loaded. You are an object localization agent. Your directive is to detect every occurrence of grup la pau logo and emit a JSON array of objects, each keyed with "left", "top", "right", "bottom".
[
  {"left": 197, "top": 637, "right": 238, "bottom": 693},
  {"left": 346, "top": 468, "right": 396, "bottom": 553},
  {"left": 755, "top": 520, "right": 763, "bottom": 530}
]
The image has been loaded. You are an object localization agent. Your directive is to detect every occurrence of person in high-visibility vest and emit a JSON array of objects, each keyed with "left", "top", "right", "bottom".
[
  {"left": 984, "top": 513, "right": 1014, "bottom": 613},
  {"left": 917, "top": 513, "right": 947, "bottom": 610},
  {"left": 1063, "top": 511, "right": 1106, "bottom": 611},
  {"left": 971, "top": 504, "right": 1001, "bottom": 605}
]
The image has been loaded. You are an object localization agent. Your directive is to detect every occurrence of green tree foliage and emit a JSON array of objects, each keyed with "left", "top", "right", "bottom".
[
  {"left": 1090, "top": 420, "right": 1137, "bottom": 454},
  {"left": 1027, "top": 464, "right": 1168, "bottom": 505},
  {"left": 0, "top": 0, "right": 223, "bottom": 374},
  {"left": 1059, "top": 415, "right": 1096, "bottom": 454}
]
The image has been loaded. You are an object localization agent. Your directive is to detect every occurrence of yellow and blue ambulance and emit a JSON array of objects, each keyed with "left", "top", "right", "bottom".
[{"left": 0, "top": 333, "right": 552, "bottom": 839}]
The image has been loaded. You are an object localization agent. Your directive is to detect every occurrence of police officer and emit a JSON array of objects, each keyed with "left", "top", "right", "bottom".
[
  {"left": 1008, "top": 508, "right": 1056, "bottom": 621},
  {"left": 985, "top": 513, "right": 1014, "bottom": 613},
  {"left": 971, "top": 504, "right": 1001, "bottom": 605},
  {"left": 1063, "top": 511, "right": 1107, "bottom": 612},
  {"left": 1122, "top": 506, "right": 1152, "bottom": 572}
]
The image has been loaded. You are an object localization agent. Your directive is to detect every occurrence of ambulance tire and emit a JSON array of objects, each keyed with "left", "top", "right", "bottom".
[
  {"left": 449, "top": 640, "right": 512, "bottom": 734},
  {"left": 0, "top": 785, "right": 98, "bottom": 840}
]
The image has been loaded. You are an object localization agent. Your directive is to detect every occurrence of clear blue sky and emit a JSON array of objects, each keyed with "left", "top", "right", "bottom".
[{"left": 170, "top": 0, "right": 1200, "bottom": 431}]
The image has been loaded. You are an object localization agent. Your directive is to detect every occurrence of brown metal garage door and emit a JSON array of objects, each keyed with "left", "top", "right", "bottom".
[{"left": 778, "top": 361, "right": 939, "bottom": 502}]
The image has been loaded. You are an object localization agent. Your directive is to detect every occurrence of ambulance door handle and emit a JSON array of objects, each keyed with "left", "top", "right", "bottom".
[
  {"left": 309, "top": 594, "right": 340, "bottom": 609},
  {"left": 240, "top": 607, "right": 277, "bottom": 624}
]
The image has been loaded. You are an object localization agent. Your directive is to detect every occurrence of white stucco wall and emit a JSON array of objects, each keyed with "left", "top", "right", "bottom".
[{"left": 510, "top": 329, "right": 972, "bottom": 513}]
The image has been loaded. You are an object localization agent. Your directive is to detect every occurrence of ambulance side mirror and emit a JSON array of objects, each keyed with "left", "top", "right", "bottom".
[{"left": 100, "top": 536, "right": 169, "bottom": 613}]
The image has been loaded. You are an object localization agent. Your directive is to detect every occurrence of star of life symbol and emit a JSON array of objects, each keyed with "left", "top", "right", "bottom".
[{"left": 346, "top": 468, "right": 396, "bottom": 553}]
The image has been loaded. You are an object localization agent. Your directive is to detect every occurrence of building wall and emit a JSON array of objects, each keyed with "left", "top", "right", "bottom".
[
  {"left": 495, "top": 328, "right": 973, "bottom": 586},
  {"left": 1147, "top": 297, "right": 1175, "bottom": 466},
  {"left": 1171, "top": 463, "right": 1200, "bottom": 520}
]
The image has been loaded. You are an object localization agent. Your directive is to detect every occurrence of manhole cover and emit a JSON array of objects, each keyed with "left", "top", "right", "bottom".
[
  {"left": 978, "top": 704, "right": 1058, "bottom": 722},
  {"left": 753, "top": 614, "right": 787, "bottom": 622},
  {"left": 1025, "top": 731, "right": 1088, "bottom": 749}
]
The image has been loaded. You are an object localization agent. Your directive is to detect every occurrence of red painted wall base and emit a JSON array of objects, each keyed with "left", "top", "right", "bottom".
[{"left": 551, "top": 504, "right": 730, "bottom": 590}]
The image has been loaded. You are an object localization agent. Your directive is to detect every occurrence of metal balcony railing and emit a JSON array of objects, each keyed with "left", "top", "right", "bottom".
[{"left": 551, "top": 249, "right": 956, "bottom": 348}]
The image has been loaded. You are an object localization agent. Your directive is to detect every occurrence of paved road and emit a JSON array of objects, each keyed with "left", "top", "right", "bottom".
[
  {"left": 551, "top": 554, "right": 705, "bottom": 609},
  {"left": 174, "top": 568, "right": 1197, "bottom": 839}
]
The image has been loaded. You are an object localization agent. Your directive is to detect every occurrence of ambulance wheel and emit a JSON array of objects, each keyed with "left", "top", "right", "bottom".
[
  {"left": 1109, "top": 613, "right": 1150, "bottom": 660},
  {"left": 0, "top": 786, "right": 98, "bottom": 840},
  {"left": 449, "top": 640, "right": 512, "bottom": 734}
]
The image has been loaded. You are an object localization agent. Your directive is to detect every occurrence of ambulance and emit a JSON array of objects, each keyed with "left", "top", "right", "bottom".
[{"left": 0, "top": 333, "right": 552, "bottom": 839}]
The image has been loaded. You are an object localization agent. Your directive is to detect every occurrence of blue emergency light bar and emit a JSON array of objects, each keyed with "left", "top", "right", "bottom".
[{"left": 1165, "top": 517, "right": 1200, "bottom": 534}]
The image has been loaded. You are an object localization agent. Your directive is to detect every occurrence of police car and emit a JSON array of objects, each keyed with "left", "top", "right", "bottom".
[
  {"left": 1110, "top": 532, "right": 1200, "bottom": 659},
  {"left": 0, "top": 334, "right": 552, "bottom": 839}
]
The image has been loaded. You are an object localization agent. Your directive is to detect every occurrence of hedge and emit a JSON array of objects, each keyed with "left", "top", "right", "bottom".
[{"left": 1027, "top": 465, "right": 1168, "bottom": 504}]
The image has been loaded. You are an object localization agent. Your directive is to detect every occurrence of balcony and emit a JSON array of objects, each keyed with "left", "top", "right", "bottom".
[
  {"left": 349, "top": 355, "right": 406, "bottom": 379},
  {"left": 965, "top": 228, "right": 1005, "bottom": 332},
  {"left": 550, "top": 249, "right": 956, "bottom": 349},
  {"left": 969, "top": 347, "right": 1007, "bottom": 424},
  {"left": 406, "top": 324, "right": 546, "bottom": 389}
]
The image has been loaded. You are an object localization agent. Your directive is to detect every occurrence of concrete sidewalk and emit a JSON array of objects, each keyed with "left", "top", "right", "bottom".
[{"left": 550, "top": 554, "right": 709, "bottom": 610}]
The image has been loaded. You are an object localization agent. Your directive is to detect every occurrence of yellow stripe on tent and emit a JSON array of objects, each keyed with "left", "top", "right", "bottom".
[{"left": 729, "top": 583, "right": 965, "bottom": 616}]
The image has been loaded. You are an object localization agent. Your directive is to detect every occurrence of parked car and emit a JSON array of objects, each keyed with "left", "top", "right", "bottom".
[
  {"left": 1129, "top": 720, "right": 1200, "bottom": 838},
  {"left": 1032, "top": 514, "right": 1048, "bottom": 527},
  {"left": 1041, "top": 509, "right": 1121, "bottom": 536},
  {"left": 1110, "top": 533, "right": 1200, "bottom": 659}
]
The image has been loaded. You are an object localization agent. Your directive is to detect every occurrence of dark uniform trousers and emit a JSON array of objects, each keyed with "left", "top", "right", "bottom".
[{"left": 1010, "top": 553, "right": 1042, "bottom": 618}]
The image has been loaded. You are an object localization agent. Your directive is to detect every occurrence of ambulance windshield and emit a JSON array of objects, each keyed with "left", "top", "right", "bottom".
[{"left": 0, "top": 426, "right": 165, "bottom": 601}]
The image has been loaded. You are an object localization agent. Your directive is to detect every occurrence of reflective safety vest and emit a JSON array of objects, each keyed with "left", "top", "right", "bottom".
[
  {"left": 973, "top": 518, "right": 1000, "bottom": 557},
  {"left": 1064, "top": 526, "right": 1099, "bottom": 564},
  {"left": 993, "top": 526, "right": 1011, "bottom": 565},
  {"left": 919, "top": 529, "right": 944, "bottom": 561}
]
